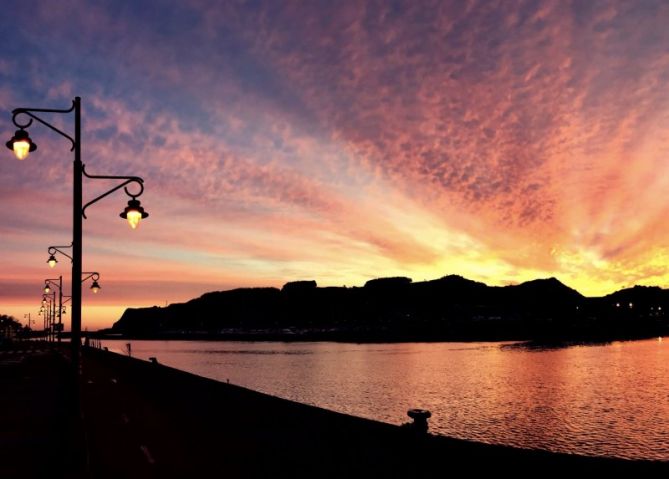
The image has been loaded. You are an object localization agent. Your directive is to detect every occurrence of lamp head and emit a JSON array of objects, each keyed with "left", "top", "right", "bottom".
[
  {"left": 47, "top": 255, "right": 58, "bottom": 268},
  {"left": 120, "top": 198, "right": 149, "bottom": 229},
  {"left": 6, "top": 129, "right": 36, "bottom": 160},
  {"left": 44, "top": 284, "right": 50, "bottom": 294},
  {"left": 90, "top": 280, "right": 101, "bottom": 294}
]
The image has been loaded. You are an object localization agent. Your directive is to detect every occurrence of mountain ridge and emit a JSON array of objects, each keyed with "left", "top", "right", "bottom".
[{"left": 106, "top": 275, "right": 669, "bottom": 342}]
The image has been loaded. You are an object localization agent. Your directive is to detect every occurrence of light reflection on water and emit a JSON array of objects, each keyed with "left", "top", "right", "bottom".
[{"left": 102, "top": 338, "right": 669, "bottom": 461}]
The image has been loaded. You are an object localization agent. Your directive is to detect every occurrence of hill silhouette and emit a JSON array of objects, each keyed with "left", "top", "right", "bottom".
[{"left": 107, "top": 276, "right": 669, "bottom": 342}]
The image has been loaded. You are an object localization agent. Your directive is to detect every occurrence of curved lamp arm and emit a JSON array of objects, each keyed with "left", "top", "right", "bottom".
[
  {"left": 11, "top": 101, "right": 77, "bottom": 151},
  {"left": 81, "top": 165, "right": 145, "bottom": 219},
  {"left": 44, "top": 278, "right": 63, "bottom": 292},
  {"left": 48, "top": 244, "right": 74, "bottom": 263},
  {"left": 81, "top": 272, "right": 100, "bottom": 283}
]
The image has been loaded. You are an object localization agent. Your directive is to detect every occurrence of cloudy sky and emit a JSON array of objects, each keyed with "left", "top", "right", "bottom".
[{"left": 1, "top": 0, "right": 669, "bottom": 329}]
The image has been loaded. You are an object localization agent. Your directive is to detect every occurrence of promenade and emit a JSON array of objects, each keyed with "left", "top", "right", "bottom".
[
  {"left": 0, "top": 343, "right": 77, "bottom": 478},
  {"left": 2, "top": 342, "right": 668, "bottom": 478}
]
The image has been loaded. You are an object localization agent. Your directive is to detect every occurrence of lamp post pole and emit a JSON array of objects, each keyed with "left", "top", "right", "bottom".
[
  {"left": 72, "top": 97, "right": 82, "bottom": 374},
  {"left": 58, "top": 276, "right": 63, "bottom": 342}
]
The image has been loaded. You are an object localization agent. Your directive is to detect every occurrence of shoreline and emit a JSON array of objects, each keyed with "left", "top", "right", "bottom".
[
  {"left": 89, "top": 330, "right": 664, "bottom": 348},
  {"left": 83, "top": 346, "right": 669, "bottom": 473}
]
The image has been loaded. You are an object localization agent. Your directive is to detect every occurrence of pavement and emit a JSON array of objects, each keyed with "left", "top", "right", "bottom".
[{"left": 0, "top": 342, "right": 78, "bottom": 479}]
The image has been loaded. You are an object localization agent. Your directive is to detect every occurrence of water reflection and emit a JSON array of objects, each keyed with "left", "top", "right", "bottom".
[{"left": 102, "top": 339, "right": 669, "bottom": 460}]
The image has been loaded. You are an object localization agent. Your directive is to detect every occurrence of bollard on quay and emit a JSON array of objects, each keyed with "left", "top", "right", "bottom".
[{"left": 407, "top": 408, "right": 431, "bottom": 433}]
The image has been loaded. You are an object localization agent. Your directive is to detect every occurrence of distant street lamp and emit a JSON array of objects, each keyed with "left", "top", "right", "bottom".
[
  {"left": 7, "top": 97, "right": 148, "bottom": 380},
  {"left": 47, "top": 244, "right": 73, "bottom": 269},
  {"left": 61, "top": 295, "right": 71, "bottom": 315},
  {"left": 38, "top": 306, "right": 45, "bottom": 334},
  {"left": 42, "top": 270, "right": 101, "bottom": 341},
  {"left": 44, "top": 276, "right": 63, "bottom": 342},
  {"left": 24, "top": 313, "right": 33, "bottom": 331},
  {"left": 41, "top": 291, "right": 56, "bottom": 341},
  {"left": 82, "top": 272, "right": 101, "bottom": 294}
]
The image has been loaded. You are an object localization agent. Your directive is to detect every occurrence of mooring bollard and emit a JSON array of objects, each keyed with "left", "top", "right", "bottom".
[
  {"left": 407, "top": 408, "right": 431, "bottom": 433},
  {"left": 149, "top": 357, "right": 158, "bottom": 364}
]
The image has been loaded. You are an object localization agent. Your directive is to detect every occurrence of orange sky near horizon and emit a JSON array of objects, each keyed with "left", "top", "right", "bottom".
[{"left": 2, "top": 0, "right": 669, "bottom": 330}]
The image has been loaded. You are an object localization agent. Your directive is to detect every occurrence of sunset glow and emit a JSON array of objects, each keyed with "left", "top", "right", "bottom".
[{"left": 2, "top": 0, "right": 669, "bottom": 329}]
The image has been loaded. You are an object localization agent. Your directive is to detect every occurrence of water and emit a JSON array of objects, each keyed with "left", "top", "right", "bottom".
[{"left": 101, "top": 338, "right": 669, "bottom": 461}]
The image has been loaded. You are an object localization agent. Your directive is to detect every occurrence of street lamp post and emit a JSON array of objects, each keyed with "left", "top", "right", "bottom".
[
  {"left": 38, "top": 304, "right": 44, "bottom": 335},
  {"left": 7, "top": 97, "right": 148, "bottom": 381},
  {"left": 40, "top": 296, "right": 48, "bottom": 339},
  {"left": 41, "top": 292, "right": 55, "bottom": 341},
  {"left": 45, "top": 240, "right": 102, "bottom": 341},
  {"left": 50, "top": 292, "right": 57, "bottom": 341},
  {"left": 44, "top": 276, "right": 63, "bottom": 342},
  {"left": 24, "top": 313, "right": 32, "bottom": 331}
]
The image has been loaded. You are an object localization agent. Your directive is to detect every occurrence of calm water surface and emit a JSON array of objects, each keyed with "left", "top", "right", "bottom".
[{"left": 102, "top": 338, "right": 669, "bottom": 461}]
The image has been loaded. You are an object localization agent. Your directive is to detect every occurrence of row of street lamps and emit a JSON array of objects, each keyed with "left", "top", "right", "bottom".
[
  {"left": 40, "top": 271, "right": 100, "bottom": 342},
  {"left": 6, "top": 96, "right": 149, "bottom": 380}
]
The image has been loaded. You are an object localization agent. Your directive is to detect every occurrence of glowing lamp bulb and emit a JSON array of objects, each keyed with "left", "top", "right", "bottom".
[
  {"left": 126, "top": 209, "right": 142, "bottom": 229},
  {"left": 47, "top": 255, "right": 57, "bottom": 268},
  {"left": 120, "top": 198, "right": 148, "bottom": 229},
  {"left": 13, "top": 140, "right": 31, "bottom": 160}
]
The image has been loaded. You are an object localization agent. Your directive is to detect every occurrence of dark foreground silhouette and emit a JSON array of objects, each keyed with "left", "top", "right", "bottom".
[
  {"left": 2, "top": 342, "right": 668, "bottom": 478},
  {"left": 106, "top": 276, "right": 669, "bottom": 342}
]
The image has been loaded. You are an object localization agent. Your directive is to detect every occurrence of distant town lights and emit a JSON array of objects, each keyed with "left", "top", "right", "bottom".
[{"left": 5, "top": 129, "right": 36, "bottom": 160}]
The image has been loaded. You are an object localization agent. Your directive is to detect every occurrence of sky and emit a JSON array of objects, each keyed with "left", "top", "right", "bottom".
[{"left": 1, "top": 0, "right": 669, "bottom": 330}]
